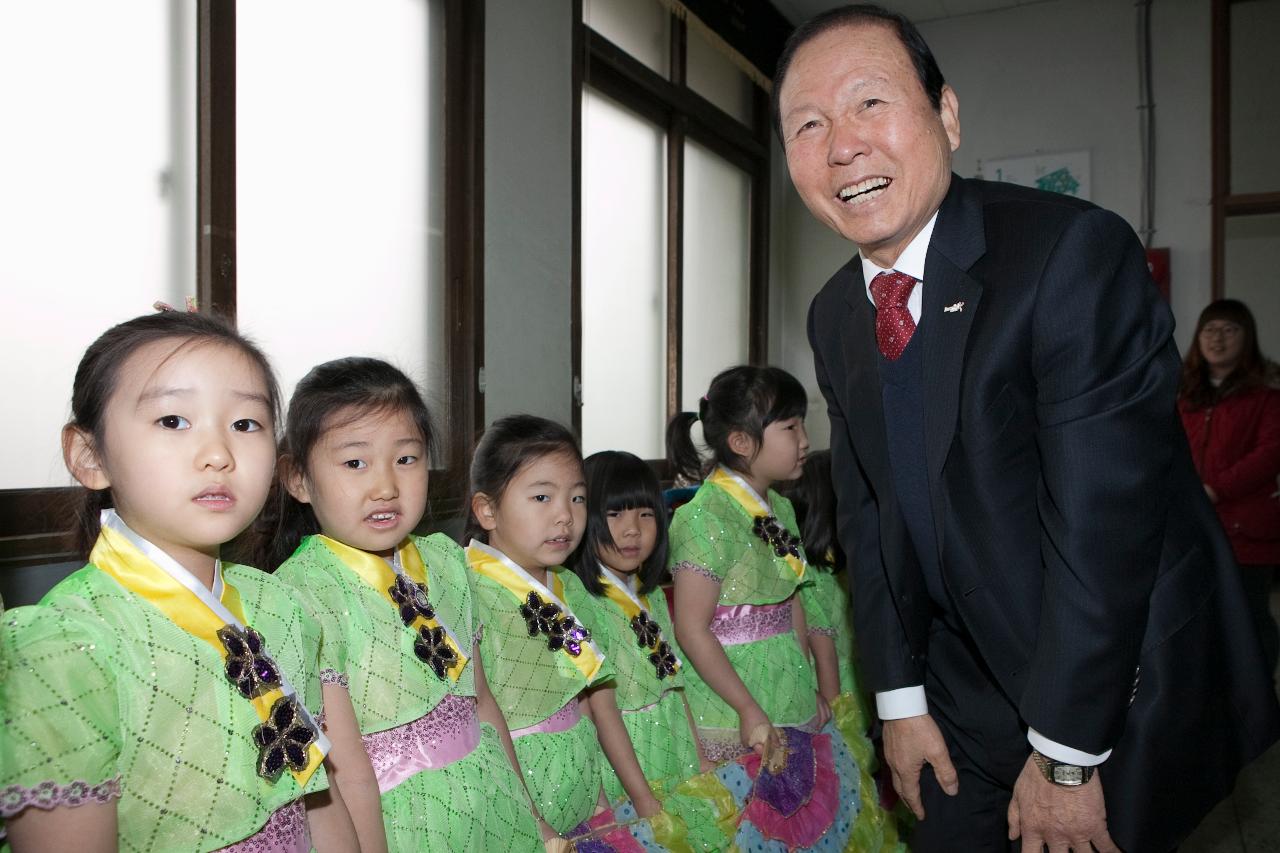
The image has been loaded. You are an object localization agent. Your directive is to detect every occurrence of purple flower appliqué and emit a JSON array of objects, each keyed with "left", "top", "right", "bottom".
[
  {"left": 389, "top": 574, "right": 435, "bottom": 626},
  {"left": 648, "top": 640, "right": 679, "bottom": 680},
  {"left": 413, "top": 625, "right": 459, "bottom": 680},
  {"left": 253, "top": 695, "right": 319, "bottom": 783},
  {"left": 629, "top": 611, "right": 661, "bottom": 649},
  {"left": 218, "top": 624, "right": 282, "bottom": 699}
]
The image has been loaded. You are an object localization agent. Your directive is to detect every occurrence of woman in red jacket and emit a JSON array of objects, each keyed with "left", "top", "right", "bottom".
[{"left": 1179, "top": 299, "right": 1280, "bottom": 678}]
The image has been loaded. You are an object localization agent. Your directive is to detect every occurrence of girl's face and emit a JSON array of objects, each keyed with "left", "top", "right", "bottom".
[
  {"left": 68, "top": 339, "right": 276, "bottom": 572},
  {"left": 289, "top": 406, "right": 428, "bottom": 558},
  {"left": 597, "top": 506, "right": 658, "bottom": 575},
  {"left": 1198, "top": 320, "right": 1246, "bottom": 376},
  {"left": 746, "top": 416, "right": 810, "bottom": 486},
  {"left": 478, "top": 450, "right": 586, "bottom": 572}
]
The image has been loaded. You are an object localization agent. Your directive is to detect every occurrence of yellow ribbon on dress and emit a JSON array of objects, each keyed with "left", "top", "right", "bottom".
[
  {"left": 466, "top": 543, "right": 606, "bottom": 683},
  {"left": 706, "top": 466, "right": 806, "bottom": 580},
  {"left": 90, "top": 524, "right": 326, "bottom": 786},
  {"left": 596, "top": 569, "right": 681, "bottom": 676},
  {"left": 315, "top": 535, "right": 469, "bottom": 682}
]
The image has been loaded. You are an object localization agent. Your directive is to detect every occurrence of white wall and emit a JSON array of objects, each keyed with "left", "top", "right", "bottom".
[
  {"left": 484, "top": 0, "right": 576, "bottom": 426},
  {"left": 770, "top": 0, "right": 1215, "bottom": 451}
]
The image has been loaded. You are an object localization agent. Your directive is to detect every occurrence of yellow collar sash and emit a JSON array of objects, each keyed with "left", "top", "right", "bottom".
[
  {"left": 91, "top": 510, "right": 328, "bottom": 786},
  {"left": 465, "top": 540, "right": 605, "bottom": 682},
  {"left": 315, "top": 535, "right": 468, "bottom": 681},
  {"left": 597, "top": 563, "right": 681, "bottom": 679},
  {"left": 707, "top": 466, "right": 806, "bottom": 580}
]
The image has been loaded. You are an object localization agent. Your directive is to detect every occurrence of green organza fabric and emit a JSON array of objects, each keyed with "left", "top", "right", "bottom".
[
  {"left": 667, "top": 482, "right": 818, "bottom": 732},
  {"left": 275, "top": 534, "right": 477, "bottom": 732},
  {"left": 0, "top": 563, "right": 326, "bottom": 852},
  {"left": 379, "top": 723, "right": 540, "bottom": 852},
  {"left": 275, "top": 534, "right": 541, "bottom": 852},
  {"left": 469, "top": 564, "right": 613, "bottom": 834}
]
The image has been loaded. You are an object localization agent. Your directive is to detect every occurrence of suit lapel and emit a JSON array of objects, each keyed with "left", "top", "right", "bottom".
[
  {"left": 922, "top": 177, "right": 987, "bottom": 482},
  {"left": 841, "top": 268, "right": 892, "bottom": 494}
]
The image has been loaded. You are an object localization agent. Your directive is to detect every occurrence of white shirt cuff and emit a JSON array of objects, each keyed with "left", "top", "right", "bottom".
[
  {"left": 1027, "top": 728, "right": 1111, "bottom": 766},
  {"left": 875, "top": 686, "right": 929, "bottom": 720}
]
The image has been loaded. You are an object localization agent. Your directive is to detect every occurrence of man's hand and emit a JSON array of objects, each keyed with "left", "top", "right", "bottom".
[
  {"left": 882, "top": 713, "right": 958, "bottom": 819},
  {"left": 1007, "top": 756, "right": 1119, "bottom": 852}
]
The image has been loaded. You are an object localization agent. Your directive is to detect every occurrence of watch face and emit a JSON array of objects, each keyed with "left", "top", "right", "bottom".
[{"left": 1053, "top": 765, "right": 1085, "bottom": 785}]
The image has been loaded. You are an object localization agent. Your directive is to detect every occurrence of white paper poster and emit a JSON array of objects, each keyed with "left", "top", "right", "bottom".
[{"left": 980, "top": 150, "right": 1091, "bottom": 200}]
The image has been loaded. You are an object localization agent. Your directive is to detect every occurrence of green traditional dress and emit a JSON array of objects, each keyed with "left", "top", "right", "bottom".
[
  {"left": 562, "top": 563, "right": 725, "bottom": 850},
  {"left": 465, "top": 540, "right": 613, "bottom": 836},
  {"left": 667, "top": 467, "right": 897, "bottom": 851},
  {"left": 274, "top": 533, "right": 542, "bottom": 853},
  {"left": 0, "top": 511, "right": 328, "bottom": 852},
  {"left": 807, "top": 564, "right": 873, "bottom": 732}
]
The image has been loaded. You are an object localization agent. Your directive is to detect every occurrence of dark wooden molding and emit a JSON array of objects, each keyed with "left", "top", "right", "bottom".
[
  {"left": 444, "top": 0, "right": 485, "bottom": 472},
  {"left": 1223, "top": 192, "right": 1280, "bottom": 218},
  {"left": 197, "top": 0, "right": 237, "bottom": 320},
  {"left": 748, "top": 84, "right": 771, "bottom": 365},
  {"left": 1210, "top": 0, "right": 1228, "bottom": 299},
  {"left": 0, "top": 489, "right": 80, "bottom": 570},
  {"left": 666, "top": 17, "right": 687, "bottom": 422}
]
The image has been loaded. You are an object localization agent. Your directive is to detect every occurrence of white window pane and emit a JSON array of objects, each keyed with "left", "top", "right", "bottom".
[
  {"left": 682, "top": 139, "right": 750, "bottom": 410},
  {"left": 686, "top": 23, "right": 754, "bottom": 127},
  {"left": 237, "top": 0, "right": 447, "bottom": 449},
  {"left": 0, "top": 1, "right": 196, "bottom": 489},
  {"left": 581, "top": 88, "right": 668, "bottom": 458},
  {"left": 1224, "top": 213, "right": 1280, "bottom": 361},
  {"left": 583, "top": 0, "right": 670, "bottom": 77}
]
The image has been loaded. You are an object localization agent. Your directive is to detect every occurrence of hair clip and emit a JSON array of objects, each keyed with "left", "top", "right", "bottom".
[{"left": 153, "top": 296, "right": 199, "bottom": 313}]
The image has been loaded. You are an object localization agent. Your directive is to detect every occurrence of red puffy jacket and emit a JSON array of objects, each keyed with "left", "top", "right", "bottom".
[{"left": 1179, "top": 384, "right": 1280, "bottom": 565}]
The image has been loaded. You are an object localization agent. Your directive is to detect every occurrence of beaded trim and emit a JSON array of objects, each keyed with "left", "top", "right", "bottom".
[
  {"left": 808, "top": 626, "right": 837, "bottom": 638},
  {"left": 0, "top": 776, "right": 122, "bottom": 818},
  {"left": 670, "top": 561, "right": 720, "bottom": 584},
  {"left": 319, "top": 668, "right": 350, "bottom": 689}
]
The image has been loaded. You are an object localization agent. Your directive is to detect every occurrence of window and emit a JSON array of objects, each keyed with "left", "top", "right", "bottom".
[
  {"left": 0, "top": 0, "right": 482, "bottom": 570},
  {"left": 576, "top": 0, "right": 772, "bottom": 459},
  {"left": 1212, "top": 0, "right": 1280, "bottom": 356}
]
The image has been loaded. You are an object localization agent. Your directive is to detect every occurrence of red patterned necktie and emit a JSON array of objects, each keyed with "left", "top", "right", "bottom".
[{"left": 869, "top": 270, "right": 918, "bottom": 361}]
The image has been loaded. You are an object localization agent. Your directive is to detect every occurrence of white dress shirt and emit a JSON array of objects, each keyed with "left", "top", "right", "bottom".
[{"left": 857, "top": 214, "right": 1110, "bottom": 766}]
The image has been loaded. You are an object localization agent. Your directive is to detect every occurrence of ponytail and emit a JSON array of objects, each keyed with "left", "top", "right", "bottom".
[{"left": 665, "top": 411, "right": 704, "bottom": 483}]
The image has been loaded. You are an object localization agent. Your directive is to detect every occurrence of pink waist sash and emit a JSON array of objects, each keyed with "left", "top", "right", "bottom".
[
  {"left": 510, "top": 697, "right": 582, "bottom": 739},
  {"left": 362, "top": 693, "right": 481, "bottom": 794},
  {"left": 217, "top": 799, "right": 310, "bottom": 853},
  {"left": 710, "top": 600, "right": 792, "bottom": 646}
]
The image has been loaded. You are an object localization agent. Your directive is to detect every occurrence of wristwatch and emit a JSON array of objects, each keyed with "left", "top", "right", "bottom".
[{"left": 1030, "top": 750, "right": 1095, "bottom": 786}]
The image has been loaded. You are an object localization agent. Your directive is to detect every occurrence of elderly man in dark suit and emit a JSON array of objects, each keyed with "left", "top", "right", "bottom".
[{"left": 778, "top": 5, "right": 1280, "bottom": 852}]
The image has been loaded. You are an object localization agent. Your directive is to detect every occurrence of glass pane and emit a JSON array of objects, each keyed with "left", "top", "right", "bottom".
[
  {"left": 1230, "top": 0, "right": 1280, "bottom": 193},
  {"left": 0, "top": 1, "right": 196, "bottom": 489},
  {"left": 237, "top": 0, "right": 447, "bottom": 453},
  {"left": 583, "top": 0, "right": 670, "bottom": 77},
  {"left": 1224, "top": 213, "right": 1280, "bottom": 361},
  {"left": 686, "top": 23, "right": 754, "bottom": 127},
  {"left": 682, "top": 139, "right": 751, "bottom": 411},
  {"left": 581, "top": 88, "right": 668, "bottom": 458}
]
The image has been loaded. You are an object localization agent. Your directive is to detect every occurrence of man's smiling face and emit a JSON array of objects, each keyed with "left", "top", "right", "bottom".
[{"left": 778, "top": 22, "right": 960, "bottom": 268}]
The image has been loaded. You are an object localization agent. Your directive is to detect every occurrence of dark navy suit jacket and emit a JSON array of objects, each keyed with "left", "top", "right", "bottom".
[{"left": 807, "top": 174, "right": 1280, "bottom": 852}]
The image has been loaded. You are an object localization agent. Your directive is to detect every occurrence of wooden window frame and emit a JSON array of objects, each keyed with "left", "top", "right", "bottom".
[
  {"left": 0, "top": 0, "right": 484, "bottom": 570},
  {"left": 571, "top": 3, "right": 773, "bottom": 463},
  {"left": 1211, "top": 0, "right": 1280, "bottom": 297}
]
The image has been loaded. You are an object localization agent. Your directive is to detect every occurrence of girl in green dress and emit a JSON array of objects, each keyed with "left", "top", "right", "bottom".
[
  {"left": 464, "top": 417, "right": 688, "bottom": 851},
  {"left": 564, "top": 451, "right": 722, "bottom": 850},
  {"left": 0, "top": 311, "right": 353, "bottom": 852},
  {"left": 666, "top": 365, "right": 896, "bottom": 852},
  {"left": 256, "top": 358, "right": 547, "bottom": 853}
]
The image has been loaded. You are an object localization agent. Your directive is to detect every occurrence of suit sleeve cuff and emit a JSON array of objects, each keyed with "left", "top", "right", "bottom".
[
  {"left": 875, "top": 686, "right": 928, "bottom": 720},
  {"left": 1027, "top": 729, "right": 1111, "bottom": 766}
]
